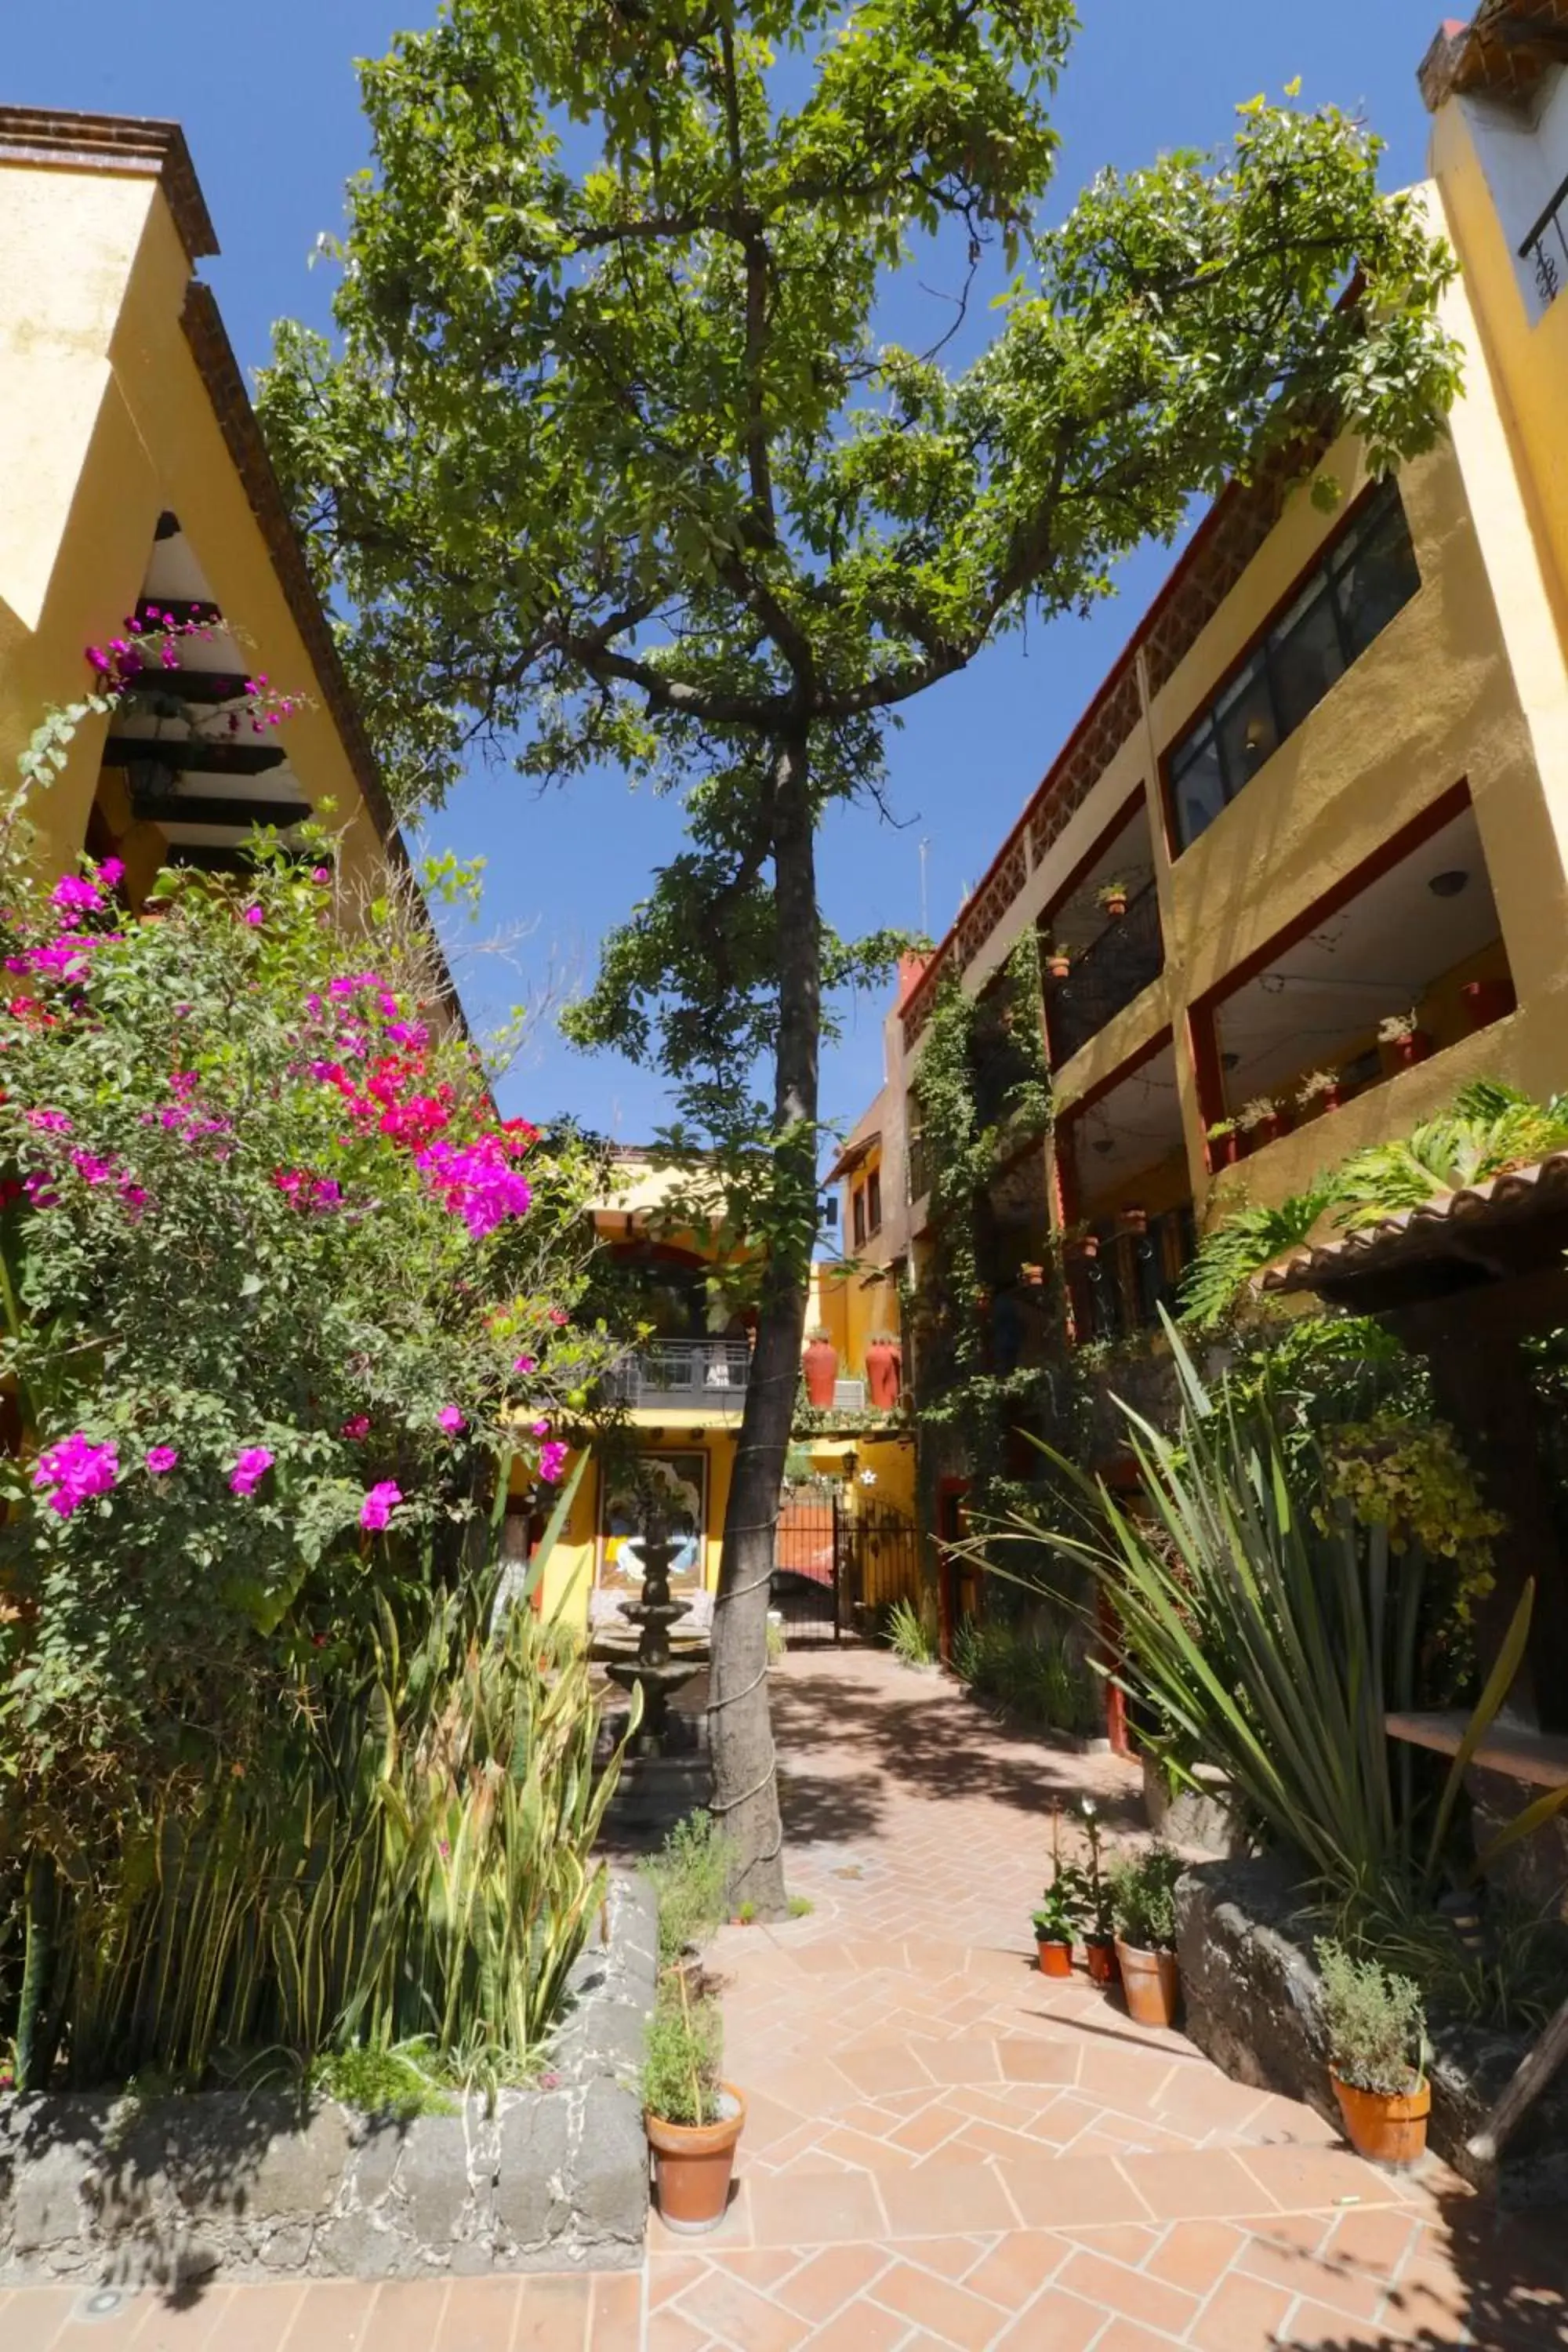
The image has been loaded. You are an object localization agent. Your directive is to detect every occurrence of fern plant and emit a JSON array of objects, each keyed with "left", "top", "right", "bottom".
[{"left": 1178, "top": 1182, "right": 1340, "bottom": 1330}]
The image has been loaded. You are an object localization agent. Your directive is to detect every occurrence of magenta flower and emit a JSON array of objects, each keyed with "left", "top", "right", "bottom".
[
  {"left": 437, "top": 1405, "right": 466, "bottom": 1436},
  {"left": 539, "top": 1441, "right": 568, "bottom": 1484},
  {"left": 360, "top": 1479, "right": 402, "bottom": 1531},
  {"left": 548, "top": 1308, "right": 569, "bottom": 1327},
  {"left": 145, "top": 1445, "right": 179, "bottom": 1475},
  {"left": 71, "top": 1151, "right": 114, "bottom": 1185},
  {"left": 229, "top": 1446, "right": 274, "bottom": 1497},
  {"left": 100, "top": 857, "right": 125, "bottom": 889},
  {"left": 26, "top": 1109, "right": 71, "bottom": 1134},
  {"left": 34, "top": 1432, "right": 120, "bottom": 1518},
  {"left": 531, "top": 1417, "right": 550, "bottom": 1439},
  {"left": 242, "top": 906, "right": 264, "bottom": 928},
  {"left": 340, "top": 1414, "right": 372, "bottom": 1441},
  {"left": 311, "top": 866, "right": 332, "bottom": 885},
  {"left": 51, "top": 874, "right": 100, "bottom": 915},
  {"left": 415, "top": 1137, "right": 532, "bottom": 1237},
  {"left": 513, "top": 1353, "right": 537, "bottom": 1375}
]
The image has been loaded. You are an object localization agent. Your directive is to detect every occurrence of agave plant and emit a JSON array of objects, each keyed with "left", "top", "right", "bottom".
[{"left": 993, "top": 1321, "right": 1567, "bottom": 1907}]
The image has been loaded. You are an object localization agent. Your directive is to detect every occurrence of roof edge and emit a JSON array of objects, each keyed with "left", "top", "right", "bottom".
[{"left": 0, "top": 107, "right": 218, "bottom": 263}]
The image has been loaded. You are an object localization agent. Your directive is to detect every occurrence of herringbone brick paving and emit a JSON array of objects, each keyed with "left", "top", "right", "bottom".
[{"left": 3, "top": 1642, "right": 1564, "bottom": 2347}]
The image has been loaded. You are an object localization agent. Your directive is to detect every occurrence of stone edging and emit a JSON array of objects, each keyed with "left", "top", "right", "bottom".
[{"left": 0, "top": 1871, "right": 658, "bottom": 2285}]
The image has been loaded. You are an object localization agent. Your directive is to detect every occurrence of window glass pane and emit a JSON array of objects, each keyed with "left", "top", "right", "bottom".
[
  {"left": 1171, "top": 724, "right": 1225, "bottom": 849},
  {"left": 1214, "top": 652, "right": 1279, "bottom": 802},
  {"left": 1332, "top": 495, "right": 1420, "bottom": 659},
  {"left": 1268, "top": 579, "right": 1344, "bottom": 735},
  {"left": 866, "top": 1169, "right": 881, "bottom": 1233}
]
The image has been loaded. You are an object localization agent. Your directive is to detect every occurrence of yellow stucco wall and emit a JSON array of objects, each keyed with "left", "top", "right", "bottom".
[
  {"left": 528, "top": 1432, "right": 739, "bottom": 1629},
  {"left": 0, "top": 155, "right": 386, "bottom": 886}
]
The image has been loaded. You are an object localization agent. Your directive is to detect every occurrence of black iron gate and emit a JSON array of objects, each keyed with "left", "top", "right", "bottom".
[{"left": 772, "top": 1483, "right": 920, "bottom": 1642}]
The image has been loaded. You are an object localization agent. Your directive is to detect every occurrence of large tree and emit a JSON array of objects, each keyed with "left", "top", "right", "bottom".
[{"left": 259, "top": 0, "right": 1459, "bottom": 1907}]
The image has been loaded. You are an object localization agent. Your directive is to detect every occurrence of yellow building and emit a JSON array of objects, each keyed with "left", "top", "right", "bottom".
[
  {"left": 0, "top": 109, "right": 405, "bottom": 895},
  {"left": 837, "top": 32, "right": 1568, "bottom": 1397}
]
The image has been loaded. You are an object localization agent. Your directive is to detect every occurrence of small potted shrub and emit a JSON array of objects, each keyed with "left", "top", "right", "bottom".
[
  {"left": 643, "top": 1969, "right": 746, "bottom": 2232},
  {"left": 1044, "top": 941, "right": 1072, "bottom": 982},
  {"left": 1116, "top": 1203, "right": 1149, "bottom": 1237},
  {"left": 1109, "top": 1845, "right": 1183, "bottom": 2027},
  {"left": 1206, "top": 1116, "right": 1240, "bottom": 1171},
  {"left": 1079, "top": 1798, "right": 1119, "bottom": 1986},
  {"left": 1378, "top": 1011, "right": 1432, "bottom": 1072},
  {"left": 1315, "top": 1940, "right": 1431, "bottom": 2169},
  {"left": 1295, "top": 1068, "right": 1341, "bottom": 1120},
  {"left": 1062, "top": 1225, "right": 1099, "bottom": 1265},
  {"left": 1097, "top": 880, "right": 1130, "bottom": 920},
  {"left": 1032, "top": 1812, "right": 1086, "bottom": 1978},
  {"left": 801, "top": 1326, "right": 838, "bottom": 1408},
  {"left": 1236, "top": 1096, "right": 1283, "bottom": 1156}
]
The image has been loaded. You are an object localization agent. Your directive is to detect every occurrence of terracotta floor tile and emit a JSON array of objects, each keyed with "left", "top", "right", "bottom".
[
  {"left": 996, "top": 2039, "right": 1081, "bottom": 2089},
  {"left": 363, "top": 2281, "right": 451, "bottom": 2352},
  {"left": 650, "top": 2259, "right": 710, "bottom": 2311},
  {"left": 1092, "top": 2323, "right": 1192, "bottom": 2352},
  {"left": 963, "top": 2230, "right": 1071, "bottom": 2310},
  {"left": 894, "top": 2237, "right": 990, "bottom": 2284},
  {"left": 1192, "top": 2270, "right": 1298, "bottom": 2352},
  {"left": 988, "top": 2286, "right": 1107, "bottom": 2350},
  {"left": 1235, "top": 2226, "right": 1386, "bottom": 2322},
  {"left": 878, "top": 2159, "right": 1019, "bottom": 2239},
  {"left": 130, "top": 2288, "right": 238, "bottom": 2350},
  {"left": 673, "top": 2263, "right": 812, "bottom": 2352},
  {"left": 996, "top": 2154, "right": 1149, "bottom": 2230},
  {"left": 1233, "top": 2143, "right": 1403, "bottom": 2213},
  {"left": 1055, "top": 2223, "right": 1161, "bottom": 2268},
  {"left": 834, "top": 2042, "right": 942, "bottom": 2100},
  {"left": 904, "top": 2039, "right": 1004, "bottom": 2089},
  {"left": 586, "top": 2272, "right": 642, "bottom": 2349},
  {"left": 280, "top": 2281, "right": 379, "bottom": 2350},
  {"left": 646, "top": 2310, "right": 708, "bottom": 2352},
  {"left": 705, "top": 2249, "right": 804, "bottom": 2292},
  {"left": 887, "top": 2104, "right": 968, "bottom": 2160},
  {"left": 1120, "top": 2148, "right": 1278, "bottom": 2221},
  {"left": 1055, "top": 2245, "right": 1201, "bottom": 2340},
  {"left": 1276, "top": 2296, "right": 1393, "bottom": 2348},
  {"left": 192, "top": 2283, "right": 306, "bottom": 2352},
  {"left": 50, "top": 2291, "right": 157, "bottom": 2352},
  {"left": 816, "top": 2123, "right": 920, "bottom": 2174},
  {"left": 1323, "top": 2207, "right": 1424, "bottom": 2281},
  {"left": 772, "top": 2242, "right": 891, "bottom": 2323},
  {"left": 1143, "top": 2219, "right": 1247, "bottom": 2296},
  {"left": 513, "top": 2274, "right": 593, "bottom": 2352},
  {"left": 0, "top": 2288, "right": 74, "bottom": 2352},
  {"left": 867, "top": 2259, "right": 1005, "bottom": 2348},
  {"left": 747, "top": 2166, "right": 887, "bottom": 2249},
  {"left": 800, "top": 2299, "right": 909, "bottom": 2352}
]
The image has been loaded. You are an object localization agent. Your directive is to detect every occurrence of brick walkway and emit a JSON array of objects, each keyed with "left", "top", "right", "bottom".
[{"left": 4, "top": 1642, "right": 1565, "bottom": 2348}]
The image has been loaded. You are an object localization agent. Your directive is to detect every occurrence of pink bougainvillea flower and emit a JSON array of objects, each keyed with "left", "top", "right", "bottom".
[
  {"left": 416, "top": 1136, "right": 532, "bottom": 1238},
  {"left": 437, "top": 1405, "right": 466, "bottom": 1436},
  {"left": 242, "top": 906, "right": 264, "bottom": 928},
  {"left": 34, "top": 1432, "right": 120, "bottom": 1518},
  {"left": 512, "top": 1354, "right": 537, "bottom": 1376},
  {"left": 310, "top": 1178, "right": 343, "bottom": 1210},
  {"left": 71, "top": 1151, "right": 114, "bottom": 1185},
  {"left": 383, "top": 1020, "right": 430, "bottom": 1051},
  {"left": 27, "top": 1108, "right": 71, "bottom": 1133},
  {"left": 531, "top": 1417, "right": 550, "bottom": 1439},
  {"left": 340, "top": 1414, "right": 372, "bottom": 1441},
  {"left": 359, "top": 1479, "right": 402, "bottom": 1532},
  {"left": 229, "top": 1446, "right": 274, "bottom": 1497},
  {"left": 51, "top": 874, "right": 101, "bottom": 915},
  {"left": 547, "top": 1307, "right": 569, "bottom": 1327},
  {"left": 539, "top": 1440, "right": 568, "bottom": 1484},
  {"left": 311, "top": 866, "right": 332, "bottom": 885},
  {"left": 100, "top": 858, "right": 125, "bottom": 890},
  {"left": 145, "top": 1445, "right": 179, "bottom": 1475}
]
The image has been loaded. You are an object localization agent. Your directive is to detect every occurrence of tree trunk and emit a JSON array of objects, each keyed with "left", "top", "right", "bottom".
[{"left": 710, "top": 730, "right": 817, "bottom": 1915}]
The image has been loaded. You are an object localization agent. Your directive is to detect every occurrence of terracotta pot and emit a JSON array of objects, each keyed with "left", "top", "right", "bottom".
[
  {"left": 1117, "top": 1207, "right": 1148, "bottom": 1237},
  {"left": 1035, "top": 1936, "right": 1074, "bottom": 1979},
  {"left": 1384, "top": 1030, "right": 1433, "bottom": 1072},
  {"left": 801, "top": 1338, "right": 838, "bottom": 1410},
  {"left": 1460, "top": 978, "right": 1515, "bottom": 1033},
  {"left": 1330, "top": 2071, "right": 1430, "bottom": 2169},
  {"left": 1208, "top": 1132, "right": 1240, "bottom": 1171},
  {"left": 864, "top": 1341, "right": 902, "bottom": 1410},
  {"left": 648, "top": 2085, "right": 747, "bottom": 2233},
  {"left": 1102, "top": 894, "right": 1127, "bottom": 919},
  {"left": 1116, "top": 1940, "right": 1181, "bottom": 2029},
  {"left": 1300, "top": 1086, "right": 1340, "bottom": 1120},
  {"left": 1083, "top": 1935, "right": 1120, "bottom": 1987},
  {"left": 1065, "top": 1235, "right": 1099, "bottom": 1264},
  {"left": 1047, "top": 954, "right": 1070, "bottom": 982}
]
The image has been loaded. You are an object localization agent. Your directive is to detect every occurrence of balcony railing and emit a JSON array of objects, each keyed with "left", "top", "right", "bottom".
[
  {"left": 606, "top": 1337, "right": 751, "bottom": 1411},
  {"left": 1049, "top": 884, "right": 1163, "bottom": 1065},
  {"left": 1520, "top": 171, "right": 1568, "bottom": 311},
  {"left": 1066, "top": 1204, "right": 1197, "bottom": 1347}
]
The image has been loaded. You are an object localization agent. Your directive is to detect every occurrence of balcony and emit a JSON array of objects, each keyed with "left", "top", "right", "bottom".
[
  {"left": 1048, "top": 884, "right": 1163, "bottom": 1066},
  {"left": 606, "top": 1337, "right": 751, "bottom": 1414},
  {"left": 1065, "top": 1204, "right": 1197, "bottom": 1346},
  {"left": 1520, "top": 169, "right": 1568, "bottom": 312}
]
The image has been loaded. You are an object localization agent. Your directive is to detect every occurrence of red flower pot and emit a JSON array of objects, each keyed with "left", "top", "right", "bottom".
[
  {"left": 1460, "top": 978, "right": 1515, "bottom": 1033},
  {"left": 1331, "top": 2071, "right": 1430, "bottom": 2169},
  {"left": 1208, "top": 1132, "right": 1240, "bottom": 1171},
  {"left": 1035, "top": 1937, "right": 1074, "bottom": 1978},
  {"left": 1084, "top": 1936, "right": 1120, "bottom": 1987},
  {"left": 1384, "top": 1030, "right": 1433, "bottom": 1073},
  {"left": 802, "top": 1338, "right": 838, "bottom": 1410},
  {"left": 864, "top": 1341, "right": 902, "bottom": 1410}
]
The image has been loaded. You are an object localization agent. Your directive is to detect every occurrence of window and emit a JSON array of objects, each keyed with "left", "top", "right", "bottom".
[
  {"left": 1167, "top": 481, "right": 1420, "bottom": 851},
  {"left": 866, "top": 1167, "right": 882, "bottom": 1236},
  {"left": 851, "top": 1185, "right": 867, "bottom": 1249}
]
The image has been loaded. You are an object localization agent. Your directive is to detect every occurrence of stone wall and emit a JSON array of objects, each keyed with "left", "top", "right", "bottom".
[
  {"left": 0, "top": 1874, "right": 658, "bottom": 2286},
  {"left": 1176, "top": 1856, "right": 1568, "bottom": 2209}
]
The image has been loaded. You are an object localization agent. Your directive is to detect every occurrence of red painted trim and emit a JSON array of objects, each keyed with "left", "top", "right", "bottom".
[
  {"left": 1054, "top": 1024, "right": 1175, "bottom": 1132},
  {"left": 1036, "top": 785, "right": 1149, "bottom": 939}
]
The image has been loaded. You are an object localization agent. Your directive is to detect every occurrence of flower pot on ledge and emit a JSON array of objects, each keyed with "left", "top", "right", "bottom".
[
  {"left": 648, "top": 2086, "right": 747, "bottom": 2232},
  {"left": 1047, "top": 953, "right": 1071, "bottom": 982},
  {"left": 1117, "top": 1206, "right": 1148, "bottom": 1238},
  {"left": 1330, "top": 2071, "right": 1429, "bottom": 2169},
  {"left": 1381, "top": 1029, "right": 1433, "bottom": 1075},
  {"left": 802, "top": 1337, "right": 838, "bottom": 1409},
  {"left": 864, "top": 1339, "right": 902, "bottom": 1410},
  {"left": 1460, "top": 978, "right": 1515, "bottom": 1033}
]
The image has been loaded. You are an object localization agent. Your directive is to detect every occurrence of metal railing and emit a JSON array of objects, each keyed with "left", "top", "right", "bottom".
[
  {"left": 1049, "top": 884, "right": 1164, "bottom": 1066},
  {"left": 1066, "top": 1204, "right": 1197, "bottom": 1346},
  {"left": 1520, "top": 172, "right": 1568, "bottom": 310},
  {"left": 605, "top": 1337, "right": 751, "bottom": 1410}
]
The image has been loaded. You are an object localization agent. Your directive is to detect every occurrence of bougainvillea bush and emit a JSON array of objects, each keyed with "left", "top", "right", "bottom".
[{"left": 0, "top": 689, "right": 623, "bottom": 2087}]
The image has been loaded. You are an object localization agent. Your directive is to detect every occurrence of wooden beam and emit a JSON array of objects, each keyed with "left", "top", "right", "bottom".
[
  {"left": 1467, "top": 1993, "right": 1568, "bottom": 2172},
  {"left": 137, "top": 792, "right": 312, "bottom": 833},
  {"left": 103, "top": 736, "right": 287, "bottom": 779}
]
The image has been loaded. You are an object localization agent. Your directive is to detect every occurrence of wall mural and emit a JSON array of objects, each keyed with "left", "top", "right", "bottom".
[{"left": 597, "top": 1450, "right": 707, "bottom": 1593}]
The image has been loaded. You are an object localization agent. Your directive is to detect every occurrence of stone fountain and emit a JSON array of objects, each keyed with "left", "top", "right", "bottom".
[{"left": 604, "top": 1509, "right": 706, "bottom": 1755}]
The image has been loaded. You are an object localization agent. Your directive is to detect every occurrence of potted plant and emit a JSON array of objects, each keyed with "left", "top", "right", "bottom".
[
  {"left": 1236, "top": 1097, "right": 1283, "bottom": 1156},
  {"left": 863, "top": 1330, "right": 902, "bottom": 1410},
  {"left": 801, "top": 1327, "right": 838, "bottom": 1409},
  {"left": 1062, "top": 1225, "right": 1099, "bottom": 1265},
  {"left": 1315, "top": 1940, "right": 1431, "bottom": 2169},
  {"left": 1078, "top": 1798, "right": 1119, "bottom": 1986},
  {"left": 1295, "top": 1069, "right": 1341, "bottom": 1120},
  {"left": 643, "top": 1968, "right": 746, "bottom": 2233},
  {"left": 1097, "top": 880, "right": 1130, "bottom": 920},
  {"left": 1460, "top": 976, "right": 1515, "bottom": 1033},
  {"left": 1205, "top": 1116, "right": 1240, "bottom": 1171},
  {"left": 1031, "top": 1809, "right": 1085, "bottom": 1978},
  {"left": 1116, "top": 1203, "right": 1149, "bottom": 1237},
  {"left": 1377, "top": 1011, "right": 1432, "bottom": 1072},
  {"left": 1109, "top": 1845, "right": 1184, "bottom": 2028},
  {"left": 1044, "top": 941, "right": 1071, "bottom": 982}
]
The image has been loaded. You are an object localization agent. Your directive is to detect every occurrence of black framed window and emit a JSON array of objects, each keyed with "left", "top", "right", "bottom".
[
  {"left": 851, "top": 1186, "right": 867, "bottom": 1248},
  {"left": 1167, "top": 481, "right": 1419, "bottom": 851},
  {"left": 866, "top": 1167, "right": 882, "bottom": 1236}
]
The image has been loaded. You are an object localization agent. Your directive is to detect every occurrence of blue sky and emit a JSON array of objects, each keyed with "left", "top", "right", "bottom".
[{"left": 8, "top": 3, "right": 1441, "bottom": 1145}]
